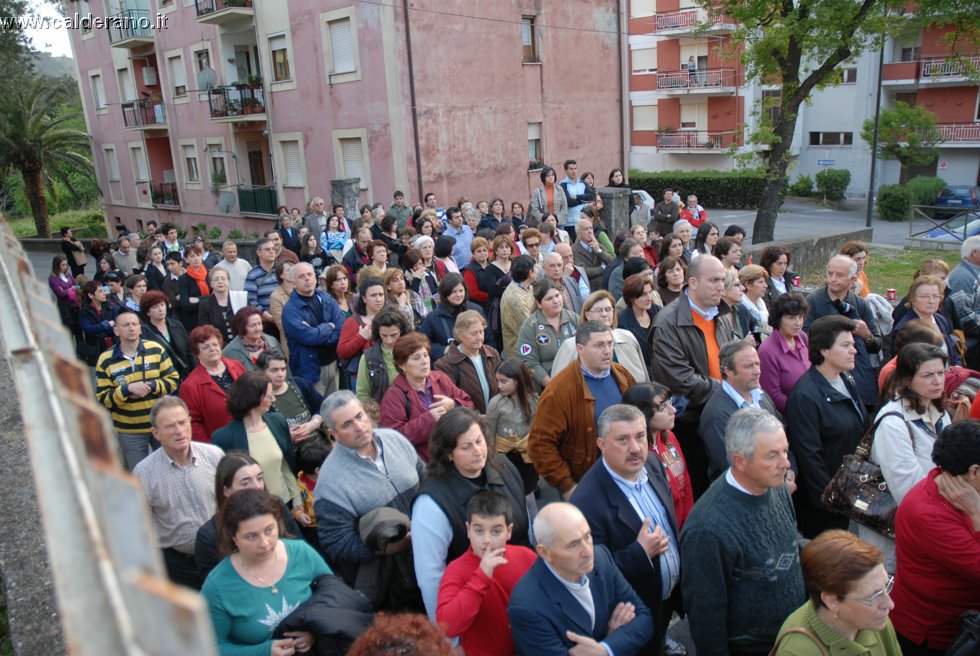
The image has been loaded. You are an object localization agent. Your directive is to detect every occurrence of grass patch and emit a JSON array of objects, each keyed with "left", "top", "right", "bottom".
[
  {"left": 864, "top": 248, "right": 961, "bottom": 294},
  {"left": 5, "top": 207, "right": 107, "bottom": 239}
]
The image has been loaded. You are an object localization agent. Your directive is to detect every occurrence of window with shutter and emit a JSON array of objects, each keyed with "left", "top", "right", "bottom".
[
  {"left": 632, "top": 105, "right": 658, "bottom": 131},
  {"left": 91, "top": 74, "right": 107, "bottom": 109},
  {"left": 527, "top": 122, "right": 542, "bottom": 165},
  {"left": 270, "top": 35, "right": 290, "bottom": 82},
  {"left": 630, "top": 0, "right": 655, "bottom": 18},
  {"left": 631, "top": 47, "right": 657, "bottom": 73},
  {"left": 130, "top": 146, "right": 148, "bottom": 181},
  {"left": 281, "top": 140, "right": 303, "bottom": 187},
  {"left": 182, "top": 144, "right": 199, "bottom": 183},
  {"left": 522, "top": 17, "right": 537, "bottom": 63},
  {"left": 168, "top": 56, "right": 187, "bottom": 97},
  {"left": 117, "top": 68, "right": 135, "bottom": 102},
  {"left": 104, "top": 148, "right": 120, "bottom": 180},
  {"left": 329, "top": 19, "right": 355, "bottom": 74},
  {"left": 339, "top": 138, "right": 365, "bottom": 188}
]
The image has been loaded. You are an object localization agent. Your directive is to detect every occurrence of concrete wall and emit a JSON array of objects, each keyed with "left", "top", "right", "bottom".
[{"left": 742, "top": 228, "right": 874, "bottom": 279}]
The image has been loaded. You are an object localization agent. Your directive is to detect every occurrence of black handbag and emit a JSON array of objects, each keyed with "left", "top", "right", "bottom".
[
  {"left": 820, "top": 411, "right": 909, "bottom": 538},
  {"left": 946, "top": 611, "right": 980, "bottom": 656}
]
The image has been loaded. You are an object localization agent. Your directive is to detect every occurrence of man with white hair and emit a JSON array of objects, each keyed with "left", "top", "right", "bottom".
[
  {"left": 948, "top": 235, "right": 980, "bottom": 368},
  {"left": 573, "top": 216, "right": 613, "bottom": 291},
  {"left": 541, "top": 251, "right": 584, "bottom": 314},
  {"left": 680, "top": 409, "right": 805, "bottom": 656},
  {"left": 804, "top": 254, "right": 882, "bottom": 411},
  {"left": 508, "top": 502, "right": 653, "bottom": 655},
  {"left": 212, "top": 241, "right": 252, "bottom": 291}
]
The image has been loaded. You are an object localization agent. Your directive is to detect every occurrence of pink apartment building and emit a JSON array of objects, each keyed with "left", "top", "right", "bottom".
[{"left": 69, "top": 0, "right": 629, "bottom": 233}]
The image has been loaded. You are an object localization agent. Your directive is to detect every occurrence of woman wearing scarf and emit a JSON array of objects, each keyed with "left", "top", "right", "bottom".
[{"left": 177, "top": 245, "right": 211, "bottom": 331}]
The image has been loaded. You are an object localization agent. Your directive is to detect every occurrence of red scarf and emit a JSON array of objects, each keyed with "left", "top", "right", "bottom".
[{"left": 185, "top": 264, "right": 210, "bottom": 296}]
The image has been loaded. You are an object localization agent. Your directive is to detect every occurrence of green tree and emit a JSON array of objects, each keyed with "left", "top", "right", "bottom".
[
  {"left": 0, "top": 78, "right": 94, "bottom": 237},
  {"left": 861, "top": 102, "right": 941, "bottom": 184},
  {"left": 706, "top": 0, "right": 975, "bottom": 242}
]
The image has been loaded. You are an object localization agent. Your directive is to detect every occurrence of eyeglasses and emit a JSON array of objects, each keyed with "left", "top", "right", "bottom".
[
  {"left": 588, "top": 306, "right": 614, "bottom": 315},
  {"left": 654, "top": 396, "right": 674, "bottom": 413},
  {"left": 915, "top": 294, "right": 942, "bottom": 301},
  {"left": 846, "top": 576, "right": 894, "bottom": 607},
  {"left": 525, "top": 242, "right": 541, "bottom": 248}
]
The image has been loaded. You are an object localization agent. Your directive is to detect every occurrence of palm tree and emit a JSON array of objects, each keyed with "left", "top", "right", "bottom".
[{"left": 0, "top": 78, "right": 94, "bottom": 237}]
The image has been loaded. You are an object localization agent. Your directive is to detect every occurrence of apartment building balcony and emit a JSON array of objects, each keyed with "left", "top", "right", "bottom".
[
  {"left": 935, "top": 123, "right": 980, "bottom": 146},
  {"left": 122, "top": 98, "right": 167, "bottom": 130},
  {"left": 107, "top": 9, "right": 155, "bottom": 48},
  {"left": 149, "top": 181, "right": 180, "bottom": 209},
  {"left": 195, "top": 0, "right": 254, "bottom": 26},
  {"left": 657, "top": 69, "right": 737, "bottom": 95},
  {"left": 655, "top": 7, "right": 735, "bottom": 36},
  {"left": 237, "top": 185, "right": 278, "bottom": 215},
  {"left": 883, "top": 55, "right": 979, "bottom": 89},
  {"left": 657, "top": 130, "right": 735, "bottom": 152},
  {"left": 208, "top": 85, "right": 267, "bottom": 123}
]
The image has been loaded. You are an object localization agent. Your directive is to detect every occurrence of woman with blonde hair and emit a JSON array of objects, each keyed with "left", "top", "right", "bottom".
[{"left": 550, "top": 290, "right": 648, "bottom": 382}]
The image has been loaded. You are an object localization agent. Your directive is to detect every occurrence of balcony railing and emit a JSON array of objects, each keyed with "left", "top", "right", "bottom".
[
  {"left": 657, "top": 131, "right": 736, "bottom": 150},
  {"left": 657, "top": 68, "right": 737, "bottom": 90},
  {"left": 935, "top": 123, "right": 980, "bottom": 143},
  {"left": 107, "top": 9, "right": 153, "bottom": 44},
  {"left": 921, "top": 55, "right": 980, "bottom": 78},
  {"left": 195, "top": 0, "right": 252, "bottom": 17},
  {"left": 238, "top": 185, "right": 278, "bottom": 215},
  {"left": 207, "top": 85, "right": 266, "bottom": 119},
  {"left": 149, "top": 181, "right": 180, "bottom": 208},
  {"left": 121, "top": 98, "right": 166, "bottom": 128},
  {"left": 655, "top": 7, "right": 732, "bottom": 31}
]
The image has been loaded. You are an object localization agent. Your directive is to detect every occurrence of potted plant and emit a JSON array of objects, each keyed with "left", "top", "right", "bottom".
[
  {"left": 224, "top": 99, "right": 240, "bottom": 115},
  {"left": 151, "top": 189, "right": 164, "bottom": 204},
  {"left": 246, "top": 74, "right": 262, "bottom": 89},
  {"left": 210, "top": 170, "right": 227, "bottom": 193}
]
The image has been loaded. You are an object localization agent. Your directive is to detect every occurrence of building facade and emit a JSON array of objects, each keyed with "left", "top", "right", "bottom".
[
  {"left": 69, "top": 0, "right": 627, "bottom": 233},
  {"left": 627, "top": 1, "right": 979, "bottom": 196}
]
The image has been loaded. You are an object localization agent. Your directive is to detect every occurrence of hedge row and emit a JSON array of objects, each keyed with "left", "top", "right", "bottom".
[{"left": 628, "top": 169, "right": 768, "bottom": 210}]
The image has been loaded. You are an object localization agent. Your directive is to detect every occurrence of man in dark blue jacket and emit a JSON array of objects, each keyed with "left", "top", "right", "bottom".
[
  {"left": 572, "top": 404, "right": 680, "bottom": 656},
  {"left": 508, "top": 502, "right": 653, "bottom": 655},
  {"left": 282, "top": 262, "right": 346, "bottom": 394}
]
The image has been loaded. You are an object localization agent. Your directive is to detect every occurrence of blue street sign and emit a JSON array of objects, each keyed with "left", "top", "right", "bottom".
[{"left": 817, "top": 159, "right": 835, "bottom": 166}]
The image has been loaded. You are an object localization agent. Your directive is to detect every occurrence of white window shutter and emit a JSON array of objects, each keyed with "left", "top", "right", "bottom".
[
  {"left": 632, "top": 105, "right": 658, "bottom": 131},
  {"left": 329, "top": 19, "right": 355, "bottom": 74},
  {"left": 269, "top": 35, "right": 287, "bottom": 54},
  {"left": 340, "top": 138, "right": 365, "bottom": 187},
  {"left": 631, "top": 48, "right": 657, "bottom": 72},
  {"left": 169, "top": 57, "right": 187, "bottom": 88},
  {"left": 527, "top": 123, "right": 541, "bottom": 140},
  {"left": 282, "top": 140, "right": 303, "bottom": 187}
]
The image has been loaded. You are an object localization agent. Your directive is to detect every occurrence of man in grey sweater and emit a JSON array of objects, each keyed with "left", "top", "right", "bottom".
[
  {"left": 314, "top": 391, "right": 424, "bottom": 606},
  {"left": 680, "top": 409, "right": 805, "bottom": 656}
]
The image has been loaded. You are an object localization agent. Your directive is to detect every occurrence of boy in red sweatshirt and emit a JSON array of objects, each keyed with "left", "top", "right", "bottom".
[{"left": 436, "top": 491, "right": 537, "bottom": 656}]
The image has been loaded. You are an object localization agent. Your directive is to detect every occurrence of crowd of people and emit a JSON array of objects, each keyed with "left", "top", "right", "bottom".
[{"left": 45, "top": 167, "right": 980, "bottom": 656}]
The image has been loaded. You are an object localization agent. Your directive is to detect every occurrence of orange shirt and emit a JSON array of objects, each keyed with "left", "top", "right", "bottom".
[
  {"left": 691, "top": 311, "right": 722, "bottom": 381},
  {"left": 545, "top": 183, "right": 555, "bottom": 212}
]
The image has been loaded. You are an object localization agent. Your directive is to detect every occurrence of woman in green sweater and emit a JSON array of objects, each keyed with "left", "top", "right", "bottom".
[
  {"left": 202, "top": 488, "right": 332, "bottom": 655},
  {"left": 772, "top": 530, "right": 902, "bottom": 656}
]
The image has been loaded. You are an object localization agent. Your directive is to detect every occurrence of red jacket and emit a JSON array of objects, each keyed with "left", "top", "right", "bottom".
[
  {"left": 891, "top": 468, "right": 980, "bottom": 649},
  {"left": 179, "top": 357, "right": 245, "bottom": 443},
  {"left": 337, "top": 314, "right": 372, "bottom": 361},
  {"left": 378, "top": 370, "right": 474, "bottom": 461}
]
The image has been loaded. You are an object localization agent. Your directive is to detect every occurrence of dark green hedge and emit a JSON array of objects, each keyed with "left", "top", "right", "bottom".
[{"left": 628, "top": 169, "right": 769, "bottom": 210}]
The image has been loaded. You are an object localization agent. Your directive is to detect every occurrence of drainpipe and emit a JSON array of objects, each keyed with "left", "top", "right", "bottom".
[
  {"left": 402, "top": 0, "right": 424, "bottom": 203},
  {"left": 866, "top": 44, "right": 885, "bottom": 228},
  {"left": 617, "top": 0, "right": 627, "bottom": 168}
]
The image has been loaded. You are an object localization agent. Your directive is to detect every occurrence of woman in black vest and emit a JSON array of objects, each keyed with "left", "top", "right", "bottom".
[
  {"left": 410, "top": 407, "right": 529, "bottom": 619},
  {"left": 355, "top": 306, "right": 412, "bottom": 406}
]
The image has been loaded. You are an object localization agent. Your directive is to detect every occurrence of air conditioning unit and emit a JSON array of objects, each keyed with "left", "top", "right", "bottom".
[{"left": 143, "top": 67, "right": 158, "bottom": 86}]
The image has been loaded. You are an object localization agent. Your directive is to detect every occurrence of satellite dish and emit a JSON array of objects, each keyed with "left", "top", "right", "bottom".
[
  {"left": 217, "top": 191, "right": 237, "bottom": 214},
  {"left": 197, "top": 66, "right": 217, "bottom": 91}
]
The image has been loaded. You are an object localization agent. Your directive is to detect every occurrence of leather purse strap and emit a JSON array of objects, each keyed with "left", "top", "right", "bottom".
[
  {"left": 768, "top": 626, "right": 830, "bottom": 656},
  {"left": 855, "top": 411, "right": 905, "bottom": 460}
]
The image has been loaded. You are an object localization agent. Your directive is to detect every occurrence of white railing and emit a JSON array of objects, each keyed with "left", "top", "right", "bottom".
[
  {"left": 921, "top": 55, "right": 980, "bottom": 78},
  {"left": 657, "top": 68, "right": 736, "bottom": 89},
  {"left": 655, "top": 7, "right": 731, "bottom": 31},
  {"left": 0, "top": 216, "right": 218, "bottom": 656},
  {"left": 936, "top": 123, "right": 980, "bottom": 143},
  {"left": 657, "top": 130, "right": 735, "bottom": 150}
]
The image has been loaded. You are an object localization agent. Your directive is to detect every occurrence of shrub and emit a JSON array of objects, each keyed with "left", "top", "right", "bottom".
[
  {"left": 208, "top": 226, "right": 223, "bottom": 240},
  {"left": 228, "top": 229, "right": 245, "bottom": 239},
  {"left": 788, "top": 175, "right": 814, "bottom": 197},
  {"left": 877, "top": 184, "right": 912, "bottom": 222},
  {"left": 627, "top": 169, "right": 768, "bottom": 210},
  {"left": 905, "top": 176, "right": 947, "bottom": 206},
  {"left": 815, "top": 168, "right": 851, "bottom": 201}
]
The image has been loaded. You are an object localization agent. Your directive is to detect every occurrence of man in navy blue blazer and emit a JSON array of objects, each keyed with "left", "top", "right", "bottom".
[
  {"left": 572, "top": 404, "right": 681, "bottom": 656},
  {"left": 508, "top": 502, "right": 653, "bottom": 655}
]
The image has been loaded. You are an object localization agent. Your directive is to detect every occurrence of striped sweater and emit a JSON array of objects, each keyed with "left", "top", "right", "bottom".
[{"left": 96, "top": 339, "right": 179, "bottom": 433}]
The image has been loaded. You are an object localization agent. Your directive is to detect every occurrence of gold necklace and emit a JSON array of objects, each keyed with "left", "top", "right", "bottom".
[{"left": 238, "top": 544, "right": 280, "bottom": 594}]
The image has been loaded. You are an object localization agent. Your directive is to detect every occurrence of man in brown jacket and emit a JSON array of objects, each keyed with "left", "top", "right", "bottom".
[{"left": 528, "top": 321, "right": 636, "bottom": 499}]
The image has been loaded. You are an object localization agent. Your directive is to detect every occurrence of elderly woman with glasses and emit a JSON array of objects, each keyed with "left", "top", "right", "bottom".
[
  {"left": 550, "top": 290, "right": 648, "bottom": 383},
  {"left": 771, "top": 530, "right": 901, "bottom": 656}
]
